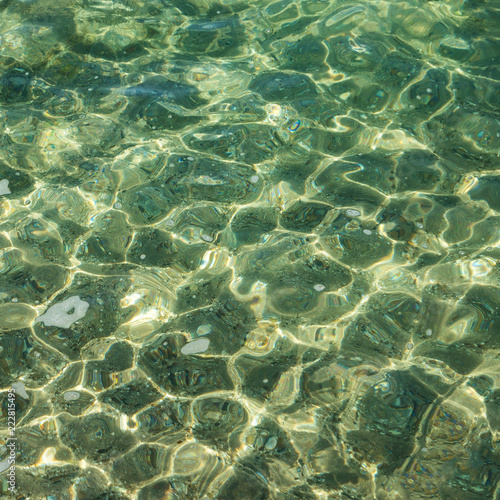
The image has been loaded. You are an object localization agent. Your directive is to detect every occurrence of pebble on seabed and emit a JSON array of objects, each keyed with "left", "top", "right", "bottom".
[
  {"left": 197, "top": 324, "right": 212, "bottom": 335},
  {"left": 346, "top": 209, "right": 361, "bottom": 217},
  {"left": 35, "top": 296, "right": 90, "bottom": 328},
  {"left": 181, "top": 338, "right": 210, "bottom": 355},
  {"left": 11, "top": 382, "right": 29, "bottom": 399},
  {"left": 201, "top": 234, "right": 213, "bottom": 242},
  {"left": 0, "top": 457, "right": 11, "bottom": 474},
  {"left": 314, "top": 284, "right": 326, "bottom": 291},
  {"left": 0, "top": 179, "right": 11, "bottom": 196},
  {"left": 63, "top": 391, "right": 81, "bottom": 401}
]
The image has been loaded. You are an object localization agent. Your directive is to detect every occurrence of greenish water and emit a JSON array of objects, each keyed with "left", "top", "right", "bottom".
[{"left": 0, "top": 0, "right": 499, "bottom": 498}]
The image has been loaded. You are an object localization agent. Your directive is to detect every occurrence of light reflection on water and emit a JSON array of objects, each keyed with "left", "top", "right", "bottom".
[{"left": 0, "top": 0, "right": 500, "bottom": 498}]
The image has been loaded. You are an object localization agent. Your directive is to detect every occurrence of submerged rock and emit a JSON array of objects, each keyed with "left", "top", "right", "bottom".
[
  {"left": 181, "top": 337, "right": 210, "bottom": 355},
  {"left": 35, "top": 296, "right": 90, "bottom": 329}
]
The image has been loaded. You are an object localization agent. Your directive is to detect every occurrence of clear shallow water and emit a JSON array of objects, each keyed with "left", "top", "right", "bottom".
[{"left": 0, "top": 0, "right": 499, "bottom": 498}]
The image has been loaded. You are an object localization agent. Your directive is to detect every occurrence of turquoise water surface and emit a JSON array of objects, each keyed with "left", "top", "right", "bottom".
[{"left": 0, "top": 0, "right": 500, "bottom": 498}]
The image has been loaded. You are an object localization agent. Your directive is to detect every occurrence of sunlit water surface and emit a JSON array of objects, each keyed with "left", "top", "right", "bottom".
[{"left": 0, "top": 0, "right": 499, "bottom": 498}]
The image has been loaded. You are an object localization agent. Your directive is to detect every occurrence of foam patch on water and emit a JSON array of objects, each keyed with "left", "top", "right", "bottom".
[
  {"left": 0, "top": 179, "right": 11, "bottom": 196},
  {"left": 181, "top": 338, "right": 210, "bottom": 355},
  {"left": 36, "top": 296, "right": 90, "bottom": 328}
]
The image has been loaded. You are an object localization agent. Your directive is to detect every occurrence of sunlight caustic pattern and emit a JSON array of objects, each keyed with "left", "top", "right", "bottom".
[{"left": 0, "top": 0, "right": 499, "bottom": 498}]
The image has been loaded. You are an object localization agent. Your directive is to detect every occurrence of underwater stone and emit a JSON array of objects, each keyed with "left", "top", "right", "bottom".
[
  {"left": 0, "top": 329, "right": 65, "bottom": 389},
  {"left": 181, "top": 338, "right": 210, "bottom": 355},
  {"left": 35, "top": 296, "right": 90, "bottom": 329},
  {"left": 63, "top": 391, "right": 80, "bottom": 401},
  {"left": 11, "top": 381, "right": 29, "bottom": 399},
  {"left": 0, "top": 457, "right": 10, "bottom": 474},
  {"left": 34, "top": 292, "right": 123, "bottom": 360},
  {"left": 42, "top": 51, "right": 84, "bottom": 85},
  {"left": 346, "top": 209, "right": 361, "bottom": 217},
  {"left": 0, "top": 259, "right": 69, "bottom": 304},
  {"left": 0, "top": 179, "right": 11, "bottom": 195},
  {"left": 197, "top": 324, "right": 212, "bottom": 336},
  {"left": 57, "top": 391, "right": 93, "bottom": 416}
]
